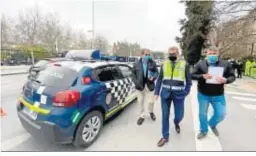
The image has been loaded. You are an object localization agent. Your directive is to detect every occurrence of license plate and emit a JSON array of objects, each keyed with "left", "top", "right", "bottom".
[{"left": 23, "top": 107, "right": 38, "bottom": 120}]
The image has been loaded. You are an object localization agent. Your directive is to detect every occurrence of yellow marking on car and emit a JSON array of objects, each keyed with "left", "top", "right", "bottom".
[
  {"left": 105, "top": 94, "right": 137, "bottom": 118},
  {"left": 19, "top": 97, "right": 50, "bottom": 115}
]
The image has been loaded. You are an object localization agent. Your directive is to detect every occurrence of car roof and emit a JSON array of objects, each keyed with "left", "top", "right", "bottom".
[
  {"left": 50, "top": 60, "right": 130, "bottom": 72},
  {"left": 44, "top": 58, "right": 69, "bottom": 61}
]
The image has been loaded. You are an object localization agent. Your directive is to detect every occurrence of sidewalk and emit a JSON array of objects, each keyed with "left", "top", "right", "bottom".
[
  {"left": 0, "top": 66, "right": 30, "bottom": 76},
  {"left": 227, "top": 76, "right": 256, "bottom": 92}
]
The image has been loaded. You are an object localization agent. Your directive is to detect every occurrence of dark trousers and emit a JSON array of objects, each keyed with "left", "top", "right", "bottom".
[
  {"left": 161, "top": 96, "right": 185, "bottom": 140},
  {"left": 237, "top": 69, "right": 242, "bottom": 78}
]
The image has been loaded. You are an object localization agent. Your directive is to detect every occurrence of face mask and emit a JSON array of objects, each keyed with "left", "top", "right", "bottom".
[
  {"left": 207, "top": 55, "right": 218, "bottom": 64},
  {"left": 144, "top": 55, "right": 151, "bottom": 61},
  {"left": 168, "top": 54, "right": 177, "bottom": 61}
]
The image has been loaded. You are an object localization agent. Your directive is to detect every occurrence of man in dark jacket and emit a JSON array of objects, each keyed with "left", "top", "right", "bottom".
[
  {"left": 132, "top": 49, "right": 159, "bottom": 125},
  {"left": 192, "top": 46, "right": 235, "bottom": 140}
]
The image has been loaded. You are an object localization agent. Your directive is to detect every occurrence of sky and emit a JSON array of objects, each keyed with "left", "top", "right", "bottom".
[{"left": 1, "top": 0, "right": 186, "bottom": 52}]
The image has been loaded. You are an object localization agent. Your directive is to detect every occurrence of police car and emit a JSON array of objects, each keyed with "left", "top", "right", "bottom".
[{"left": 17, "top": 55, "right": 137, "bottom": 148}]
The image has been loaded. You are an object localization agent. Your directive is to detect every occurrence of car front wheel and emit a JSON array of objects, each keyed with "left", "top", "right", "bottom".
[{"left": 73, "top": 111, "right": 103, "bottom": 148}]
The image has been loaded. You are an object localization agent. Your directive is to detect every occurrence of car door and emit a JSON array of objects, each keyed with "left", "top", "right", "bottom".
[
  {"left": 116, "top": 64, "right": 137, "bottom": 105},
  {"left": 93, "top": 65, "right": 124, "bottom": 112}
]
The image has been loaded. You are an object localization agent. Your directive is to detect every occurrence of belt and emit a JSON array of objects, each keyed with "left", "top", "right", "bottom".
[{"left": 162, "top": 85, "right": 184, "bottom": 91}]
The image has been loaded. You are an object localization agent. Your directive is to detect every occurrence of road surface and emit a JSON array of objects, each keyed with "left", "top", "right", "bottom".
[{"left": 1, "top": 74, "right": 256, "bottom": 151}]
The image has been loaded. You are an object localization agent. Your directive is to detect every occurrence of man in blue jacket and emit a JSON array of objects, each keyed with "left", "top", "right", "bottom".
[{"left": 154, "top": 46, "right": 192, "bottom": 147}]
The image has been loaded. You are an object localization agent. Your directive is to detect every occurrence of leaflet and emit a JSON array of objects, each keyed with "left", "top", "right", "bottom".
[{"left": 206, "top": 67, "right": 224, "bottom": 84}]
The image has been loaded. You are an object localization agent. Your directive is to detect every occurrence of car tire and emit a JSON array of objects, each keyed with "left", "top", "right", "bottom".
[{"left": 73, "top": 111, "right": 103, "bottom": 148}]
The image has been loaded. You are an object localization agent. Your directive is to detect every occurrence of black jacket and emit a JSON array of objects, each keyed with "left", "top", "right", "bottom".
[
  {"left": 192, "top": 59, "right": 236, "bottom": 96},
  {"left": 132, "top": 58, "right": 158, "bottom": 91}
]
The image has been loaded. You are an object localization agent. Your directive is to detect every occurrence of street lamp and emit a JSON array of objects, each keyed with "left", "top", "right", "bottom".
[
  {"left": 87, "top": 30, "right": 94, "bottom": 49},
  {"left": 87, "top": 0, "right": 95, "bottom": 49}
]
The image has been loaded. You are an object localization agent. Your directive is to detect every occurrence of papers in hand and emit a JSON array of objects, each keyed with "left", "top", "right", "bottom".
[{"left": 206, "top": 67, "right": 224, "bottom": 84}]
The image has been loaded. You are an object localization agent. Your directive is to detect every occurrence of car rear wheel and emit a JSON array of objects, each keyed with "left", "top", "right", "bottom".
[{"left": 73, "top": 111, "right": 103, "bottom": 148}]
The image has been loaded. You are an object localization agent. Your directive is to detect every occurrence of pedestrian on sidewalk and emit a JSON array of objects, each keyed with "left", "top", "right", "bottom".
[
  {"left": 191, "top": 45, "right": 236, "bottom": 140},
  {"left": 154, "top": 46, "right": 192, "bottom": 147},
  {"left": 131, "top": 48, "right": 159, "bottom": 125},
  {"left": 237, "top": 60, "right": 243, "bottom": 78}
]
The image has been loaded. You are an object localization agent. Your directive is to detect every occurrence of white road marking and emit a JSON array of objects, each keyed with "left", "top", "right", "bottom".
[
  {"left": 232, "top": 96, "right": 256, "bottom": 102},
  {"left": 240, "top": 103, "right": 256, "bottom": 110},
  {"left": 191, "top": 84, "right": 222, "bottom": 151},
  {"left": 226, "top": 91, "right": 256, "bottom": 97},
  {"left": 1, "top": 133, "right": 31, "bottom": 151}
]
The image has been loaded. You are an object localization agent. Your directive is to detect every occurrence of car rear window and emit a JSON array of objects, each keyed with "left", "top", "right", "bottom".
[
  {"left": 35, "top": 66, "right": 78, "bottom": 87},
  {"left": 34, "top": 60, "right": 49, "bottom": 67}
]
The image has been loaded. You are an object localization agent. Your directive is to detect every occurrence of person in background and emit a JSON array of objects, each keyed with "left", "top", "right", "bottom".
[
  {"left": 237, "top": 60, "right": 243, "bottom": 78},
  {"left": 154, "top": 46, "right": 192, "bottom": 147},
  {"left": 192, "top": 46, "right": 235, "bottom": 140},
  {"left": 132, "top": 49, "right": 159, "bottom": 125},
  {"left": 245, "top": 59, "right": 252, "bottom": 76}
]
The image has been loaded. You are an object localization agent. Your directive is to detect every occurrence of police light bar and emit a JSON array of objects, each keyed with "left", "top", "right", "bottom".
[{"left": 65, "top": 49, "right": 101, "bottom": 60}]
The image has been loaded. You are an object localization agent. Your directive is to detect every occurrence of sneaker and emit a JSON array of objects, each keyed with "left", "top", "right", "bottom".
[
  {"left": 211, "top": 127, "right": 219, "bottom": 137},
  {"left": 197, "top": 132, "right": 207, "bottom": 140},
  {"left": 137, "top": 117, "right": 144, "bottom": 125},
  {"left": 150, "top": 112, "right": 156, "bottom": 121}
]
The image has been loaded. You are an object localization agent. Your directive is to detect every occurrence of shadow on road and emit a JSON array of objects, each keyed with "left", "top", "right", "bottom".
[{"left": 5, "top": 99, "right": 138, "bottom": 152}]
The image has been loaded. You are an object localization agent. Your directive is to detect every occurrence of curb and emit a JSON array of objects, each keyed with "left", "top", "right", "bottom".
[{"left": 1, "top": 72, "right": 28, "bottom": 76}]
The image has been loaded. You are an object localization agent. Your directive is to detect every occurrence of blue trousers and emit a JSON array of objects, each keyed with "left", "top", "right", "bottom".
[
  {"left": 198, "top": 92, "right": 226, "bottom": 133},
  {"left": 161, "top": 96, "right": 184, "bottom": 140}
]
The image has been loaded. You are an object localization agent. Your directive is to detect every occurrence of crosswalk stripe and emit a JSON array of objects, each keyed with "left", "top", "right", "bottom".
[
  {"left": 191, "top": 85, "right": 222, "bottom": 151},
  {"left": 232, "top": 96, "right": 256, "bottom": 102},
  {"left": 1, "top": 133, "right": 31, "bottom": 151},
  {"left": 240, "top": 103, "right": 256, "bottom": 110},
  {"left": 226, "top": 91, "right": 256, "bottom": 97}
]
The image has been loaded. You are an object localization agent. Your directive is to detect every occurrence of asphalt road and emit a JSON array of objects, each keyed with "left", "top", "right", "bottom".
[{"left": 1, "top": 74, "right": 256, "bottom": 151}]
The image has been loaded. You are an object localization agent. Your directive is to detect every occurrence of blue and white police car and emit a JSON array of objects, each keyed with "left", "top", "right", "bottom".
[{"left": 17, "top": 54, "right": 137, "bottom": 148}]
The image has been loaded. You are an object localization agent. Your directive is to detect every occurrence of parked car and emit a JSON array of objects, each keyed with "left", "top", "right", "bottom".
[{"left": 17, "top": 60, "right": 137, "bottom": 148}]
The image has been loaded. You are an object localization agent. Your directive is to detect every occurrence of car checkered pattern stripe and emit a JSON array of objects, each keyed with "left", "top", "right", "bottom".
[
  {"left": 23, "top": 86, "right": 48, "bottom": 120},
  {"left": 105, "top": 77, "right": 135, "bottom": 105},
  {"left": 36, "top": 86, "right": 48, "bottom": 106}
]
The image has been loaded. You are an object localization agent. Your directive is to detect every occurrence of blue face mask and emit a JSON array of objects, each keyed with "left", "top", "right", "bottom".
[
  {"left": 207, "top": 55, "right": 218, "bottom": 64},
  {"left": 144, "top": 55, "right": 151, "bottom": 61}
]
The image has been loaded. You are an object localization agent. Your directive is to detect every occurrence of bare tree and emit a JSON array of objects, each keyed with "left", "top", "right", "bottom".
[
  {"left": 94, "top": 35, "right": 108, "bottom": 52},
  {"left": 215, "top": 1, "right": 256, "bottom": 21},
  {"left": 15, "top": 6, "right": 42, "bottom": 44},
  {"left": 209, "top": 1, "right": 256, "bottom": 59},
  {"left": 40, "top": 13, "right": 62, "bottom": 53},
  {"left": 1, "top": 15, "right": 13, "bottom": 47}
]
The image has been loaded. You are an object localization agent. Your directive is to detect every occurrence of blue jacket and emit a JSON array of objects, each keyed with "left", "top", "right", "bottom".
[{"left": 154, "top": 61, "right": 192, "bottom": 100}]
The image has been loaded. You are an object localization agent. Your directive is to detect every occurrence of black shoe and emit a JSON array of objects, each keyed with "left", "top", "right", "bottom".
[
  {"left": 211, "top": 127, "right": 219, "bottom": 137},
  {"left": 137, "top": 117, "right": 144, "bottom": 125},
  {"left": 175, "top": 124, "right": 180, "bottom": 134},
  {"left": 150, "top": 112, "right": 156, "bottom": 121},
  {"left": 197, "top": 132, "right": 207, "bottom": 140}
]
